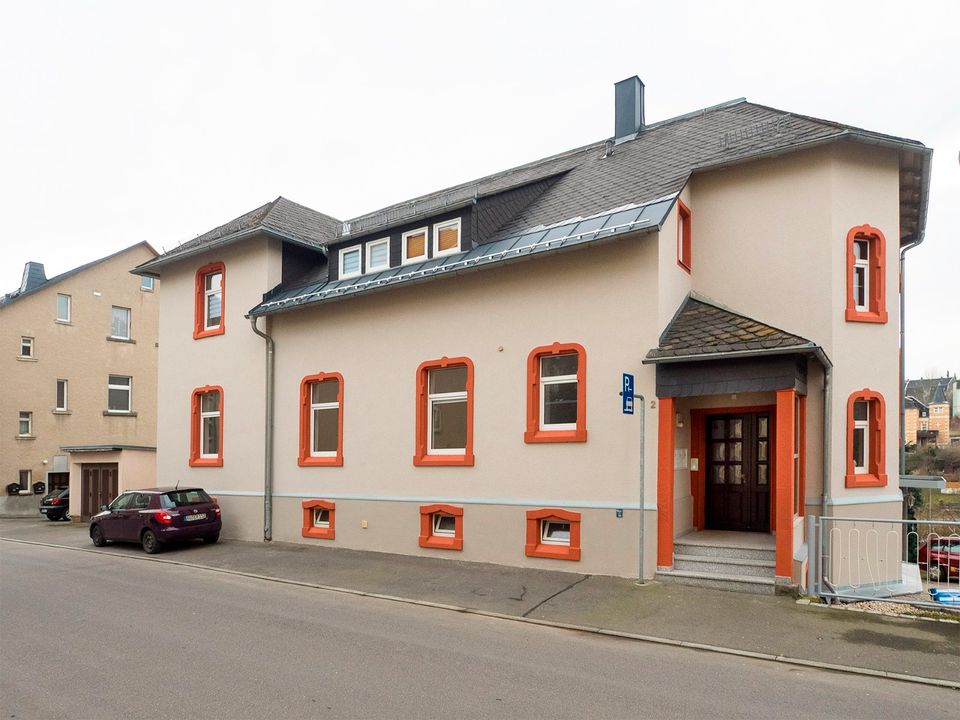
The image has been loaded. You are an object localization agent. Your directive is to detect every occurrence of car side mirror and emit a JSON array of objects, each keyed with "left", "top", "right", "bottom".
[{"left": 100, "top": 504, "right": 109, "bottom": 511}]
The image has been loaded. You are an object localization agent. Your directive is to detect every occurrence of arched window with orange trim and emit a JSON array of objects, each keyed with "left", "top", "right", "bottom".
[{"left": 845, "top": 389, "right": 887, "bottom": 488}]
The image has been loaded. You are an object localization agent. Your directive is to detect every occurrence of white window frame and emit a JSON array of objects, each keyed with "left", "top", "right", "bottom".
[
  {"left": 140, "top": 276, "right": 154, "bottom": 291},
  {"left": 309, "top": 381, "right": 340, "bottom": 458},
  {"left": 199, "top": 391, "right": 220, "bottom": 459},
  {"left": 56, "top": 379, "right": 68, "bottom": 411},
  {"left": 401, "top": 227, "right": 429, "bottom": 266},
  {"left": 18, "top": 411, "right": 33, "bottom": 437},
  {"left": 111, "top": 306, "right": 131, "bottom": 340},
  {"left": 313, "top": 507, "right": 330, "bottom": 528},
  {"left": 540, "top": 519, "right": 571, "bottom": 546},
  {"left": 432, "top": 513, "right": 456, "bottom": 537},
  {"left": 339, "top": 244, "right": 362, "bottom": 279},
  {"left": 107, "top": 375, "right": 132, "bottom": 413},
  {"left": 853, "top": 239, "right": 869, "bottom": 312},
  {"left": 539, "top": 354, "right": 578, "bottom": 432},
  {"left": 365, "top": 238, "right": 390, "bottom": 273},
  {"left": 56, "top": 293, "right": 71, "bottom": 323},
  {"left": 19, "top": 336, "right": 34, "bottom": 358},
  {"left": 853, "top": 401, "right": 869, "bottom": 474},
  {"left": 204, "top": 270, "right": 223, "bottom": 331},
  {"left": 427, "top": 369, "right": 468, "bottom": 456},
  {"left": 432, "top": 218, "right": 461, "bottom": 258}
]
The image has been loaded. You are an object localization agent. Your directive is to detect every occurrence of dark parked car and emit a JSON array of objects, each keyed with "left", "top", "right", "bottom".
[
  {"left": 39, "top": 488, "right": 70, "bottom": 521},
  {"left": 918, "top": 537, "right": 960, "bottom": 582},
  {"left": 89, "top": 487, "right": 221, "bottom": 554}
]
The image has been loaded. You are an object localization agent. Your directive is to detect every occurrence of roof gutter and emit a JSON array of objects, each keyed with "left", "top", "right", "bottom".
[
  {"left": 248, "top": 316, "right": 275, "bottom": 542},
  {"left": 642, "top": 344, "right": 832, "bottom": 368},
  {"left": 134, "top": 227, "right": 329, "bottom": 277}
]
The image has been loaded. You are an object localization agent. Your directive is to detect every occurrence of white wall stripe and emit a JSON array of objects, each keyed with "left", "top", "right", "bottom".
[{"left": 803, "top": 493, "right": 902, "bottom": 507}]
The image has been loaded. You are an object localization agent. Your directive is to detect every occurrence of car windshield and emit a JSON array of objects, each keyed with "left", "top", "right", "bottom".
[{"left": 160, "top": 489, "right": 212, "bottom": 508}]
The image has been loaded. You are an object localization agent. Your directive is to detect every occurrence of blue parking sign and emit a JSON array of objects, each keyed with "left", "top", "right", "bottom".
[{"left": 622, "top": 373, "right": 634, "bottom": 414}]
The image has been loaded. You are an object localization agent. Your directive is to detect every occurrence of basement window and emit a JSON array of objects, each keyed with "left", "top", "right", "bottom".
[
  {"left": 525, "top": 509, "right": 581, "bottom": 561},
  {"left": 419, "top": 504, "right": 463, "bottom": 550},
  {"left": 302, "top": 499, "right": 335, "bottom": 540}
]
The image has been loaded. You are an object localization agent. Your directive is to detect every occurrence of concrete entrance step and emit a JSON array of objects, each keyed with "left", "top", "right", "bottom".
[
  {"left": 656, "top": 569, "right": 776, "bottom": 595},
  {"left": 674, "top": 539, "right": 775, "bottom": 563},
  {"left": 673, "top": 553, "right": 776, "bottom": 579}
]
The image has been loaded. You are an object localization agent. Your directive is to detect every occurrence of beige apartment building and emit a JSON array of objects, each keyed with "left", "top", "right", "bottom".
[
  {"left": 903, "top": 376, "right": 955, "bottom": 447},
  {"left": 136, "top": 78, "right": 930, "bottom": 593},
  {"left": 1, "top": 243, "right": 159, "bottom": 519}
]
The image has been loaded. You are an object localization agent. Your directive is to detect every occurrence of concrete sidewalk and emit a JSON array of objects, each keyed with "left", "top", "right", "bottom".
[{"left": 2, "top": 518, "right": 957, "bottom": 685}]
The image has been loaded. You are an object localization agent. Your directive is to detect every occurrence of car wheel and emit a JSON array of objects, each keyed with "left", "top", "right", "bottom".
[
  {"left": 927, "top": 564, "right": 942, "bottom": 582},
  {"left": 62, "top": 510, "right": 71, "bottom": 522},
  {"left": 91, "top": 525, "right": 107, "bottom": 547},
  {"left": 141, "top": 529, "right": 160, "bottom": 554},
  {"left": 202, "top": 533, "right": 220, "bottom": 545}
]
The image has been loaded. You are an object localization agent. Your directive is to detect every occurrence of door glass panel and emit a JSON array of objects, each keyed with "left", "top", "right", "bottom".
[
  {"left": 757, "top": 465, "right": 768, "bottom": 485},
  {"left": 729, "top": 419, "right": 742, "bottom": 439},
  {"left": 730, "top": 465, "right": 743, "bottom": 484},
  {"left": 711, "top": 419, "right": 725, "bottom": 439},
  {"left": 728, "top": 442, "right": 742, "bottom": 462},
  {"left": 711, "top": 443, "right": 725, "bottom": 461},
  {"left": 712, "top": 465, "right": 725, "bottom": 484},
  {"left": 757, "top": 417, "right": 768, "bottom": 438},
  {"left": 757, "top": 441, "right": 767, "bottom": 462}
]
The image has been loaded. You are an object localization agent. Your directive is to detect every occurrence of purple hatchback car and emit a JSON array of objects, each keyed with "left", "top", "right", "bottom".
[{"left": 90, "top": 487, "right": 221, "bottom": 554}]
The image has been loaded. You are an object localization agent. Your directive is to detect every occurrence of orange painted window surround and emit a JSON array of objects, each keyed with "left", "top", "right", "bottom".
[
  {"left": 413, "top": 356, "right": 475, "bottom": 467},
  {"left": 845, "top": 389, "right": 887, "bottom": 488},
  {"left": 524, "top": 342, "right": 587, "bottom": 444},
  {"left": 525, "top": 508, "right": 581, "bottom": 561},
  {"left": 193, "top": 262, "right": 226, "bottom": 339},
  {"left": 844, "top": 225, "right": 887, "bottom": 324},
  {"left": 298, "top": 372, "right": 344, "bottom": 467},
  {"left": 189, "top": 385, "right": 223, "bottom": 467},
  {"left": 676, "top": 199, "right": 692, "bottom": 273},
  {"left": 418, "top": 503, "right": 463, "bottom": 550},
  {"left": 301, "top": 499, "right": 335, "bottom": 540}
]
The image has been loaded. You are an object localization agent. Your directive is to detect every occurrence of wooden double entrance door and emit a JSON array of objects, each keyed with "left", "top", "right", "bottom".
[
  {"left": 705, "top": 412, "right": 771, "bottom": 532},
  {"left": 80, "top": 463, "right": 118, "bottom": 521}
]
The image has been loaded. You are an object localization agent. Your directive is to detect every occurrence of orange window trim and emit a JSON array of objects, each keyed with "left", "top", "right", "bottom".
[
  {"left": 844, "top": 225, "right": 887, "bottom": 324},
  {"left": 418, "top": 503, "right": 464, "bottom": 550},
  {"left": 413, "top": 356, "right": 475, "bottom": 467},
  {"left": 676, "top": 199, "right": 692, "bottom": 273},
  {"left": 301, "top": 499, "right": 335, "bottom": 540},
  {"left": 845, "top": 389, "right": 887, "bottom": 488},
  {"left": 524, "top": 342, "right": 587, "bottom": 444},
  {"left": 189, "top": 385, "right": 224, "bottom": 467},
  {"left": 193, "top": 262, "right": 226, "bottom": 339},
  {"left": 298, "top": 372, "right": 344, "bottom": 467},
  {"left": 525, "top": 508, "right": 581, "bottom": 561}
]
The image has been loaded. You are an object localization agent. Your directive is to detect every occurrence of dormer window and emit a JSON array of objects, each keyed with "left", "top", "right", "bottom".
[
  {"left": 433, "top": 219, "right": 461, "bottom": 258},
  {"left": 402, "top": 228, "right": 428, "bottom": 265},
  {"left": 366, "top": 238, "right": 390, "bottom": 273},
  {"left": 339, "top": 245, "right": 361, "bottom": 279}
]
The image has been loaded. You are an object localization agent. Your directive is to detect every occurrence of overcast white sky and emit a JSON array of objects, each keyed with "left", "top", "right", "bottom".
[{"left": 1, "top": 1, "right": 957, "bottom": 378}]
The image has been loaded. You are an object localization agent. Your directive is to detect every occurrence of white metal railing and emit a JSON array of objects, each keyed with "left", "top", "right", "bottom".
[{"left": 812, "top": 515, "right": 959, "bottom": 609}]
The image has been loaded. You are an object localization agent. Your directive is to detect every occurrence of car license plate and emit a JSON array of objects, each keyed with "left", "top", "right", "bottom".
[
  {"left": 185, "top": 513, "right": 207, "bottom": 522},
  {"left": 40, "top": 508, "right": 48, "bottom": 513}
]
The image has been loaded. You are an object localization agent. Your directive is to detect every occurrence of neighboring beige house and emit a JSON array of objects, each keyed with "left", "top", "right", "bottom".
[
  {"left": 0, "top": 243, "right": 160, "bottom": 519},
  {"left": 903, "top": 376, "right": 955, "bottom": 447},
  {"left": 135, "top": 77, "right": 931, "bottom": 593}
]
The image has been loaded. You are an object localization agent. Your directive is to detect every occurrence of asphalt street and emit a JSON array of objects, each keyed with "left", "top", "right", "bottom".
[{"left": 2, "top": 542, "right": 956, "bottom": 719}]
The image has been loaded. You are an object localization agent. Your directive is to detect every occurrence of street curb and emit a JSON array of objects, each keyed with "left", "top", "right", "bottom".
[{"left": 4, "top": 537, "right": 959, "bottom": 691}]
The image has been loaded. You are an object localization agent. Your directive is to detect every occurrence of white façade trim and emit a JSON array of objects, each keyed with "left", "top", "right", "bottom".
[
  {"left": 803, "top": 493, "right": 903, "bottom": 507},
  {"left": 206, "top": 489, "right": 658, "bottom": 511}
]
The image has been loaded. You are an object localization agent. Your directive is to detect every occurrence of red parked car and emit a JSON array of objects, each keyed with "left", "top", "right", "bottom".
[
  {"left": 89, "top": 487, "right": 221, "bottom": 554},
  {"left": 918, "top": 537, "right": 960, "bottom": 582}
]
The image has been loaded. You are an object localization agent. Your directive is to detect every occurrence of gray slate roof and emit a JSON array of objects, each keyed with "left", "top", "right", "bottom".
[
  {"left": 905, "top": 396, "right": 928, "bottom": 413},
  {"left": 136, "top": 197, "right": 340, "bottom": 274},
  {"left": 904, "top": 377, "right": 954, "bottom": 406},
  {"left": 644, "top": 294, "right": 817, "bottom": 363}
]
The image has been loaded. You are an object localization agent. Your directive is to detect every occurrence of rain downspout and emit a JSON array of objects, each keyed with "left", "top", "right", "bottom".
[
  {"left": 899, "top": 233, "right": 924, "bottom": 475},
  {"left": 249, "top": 315, "right": 275, "bottom": 542}
]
